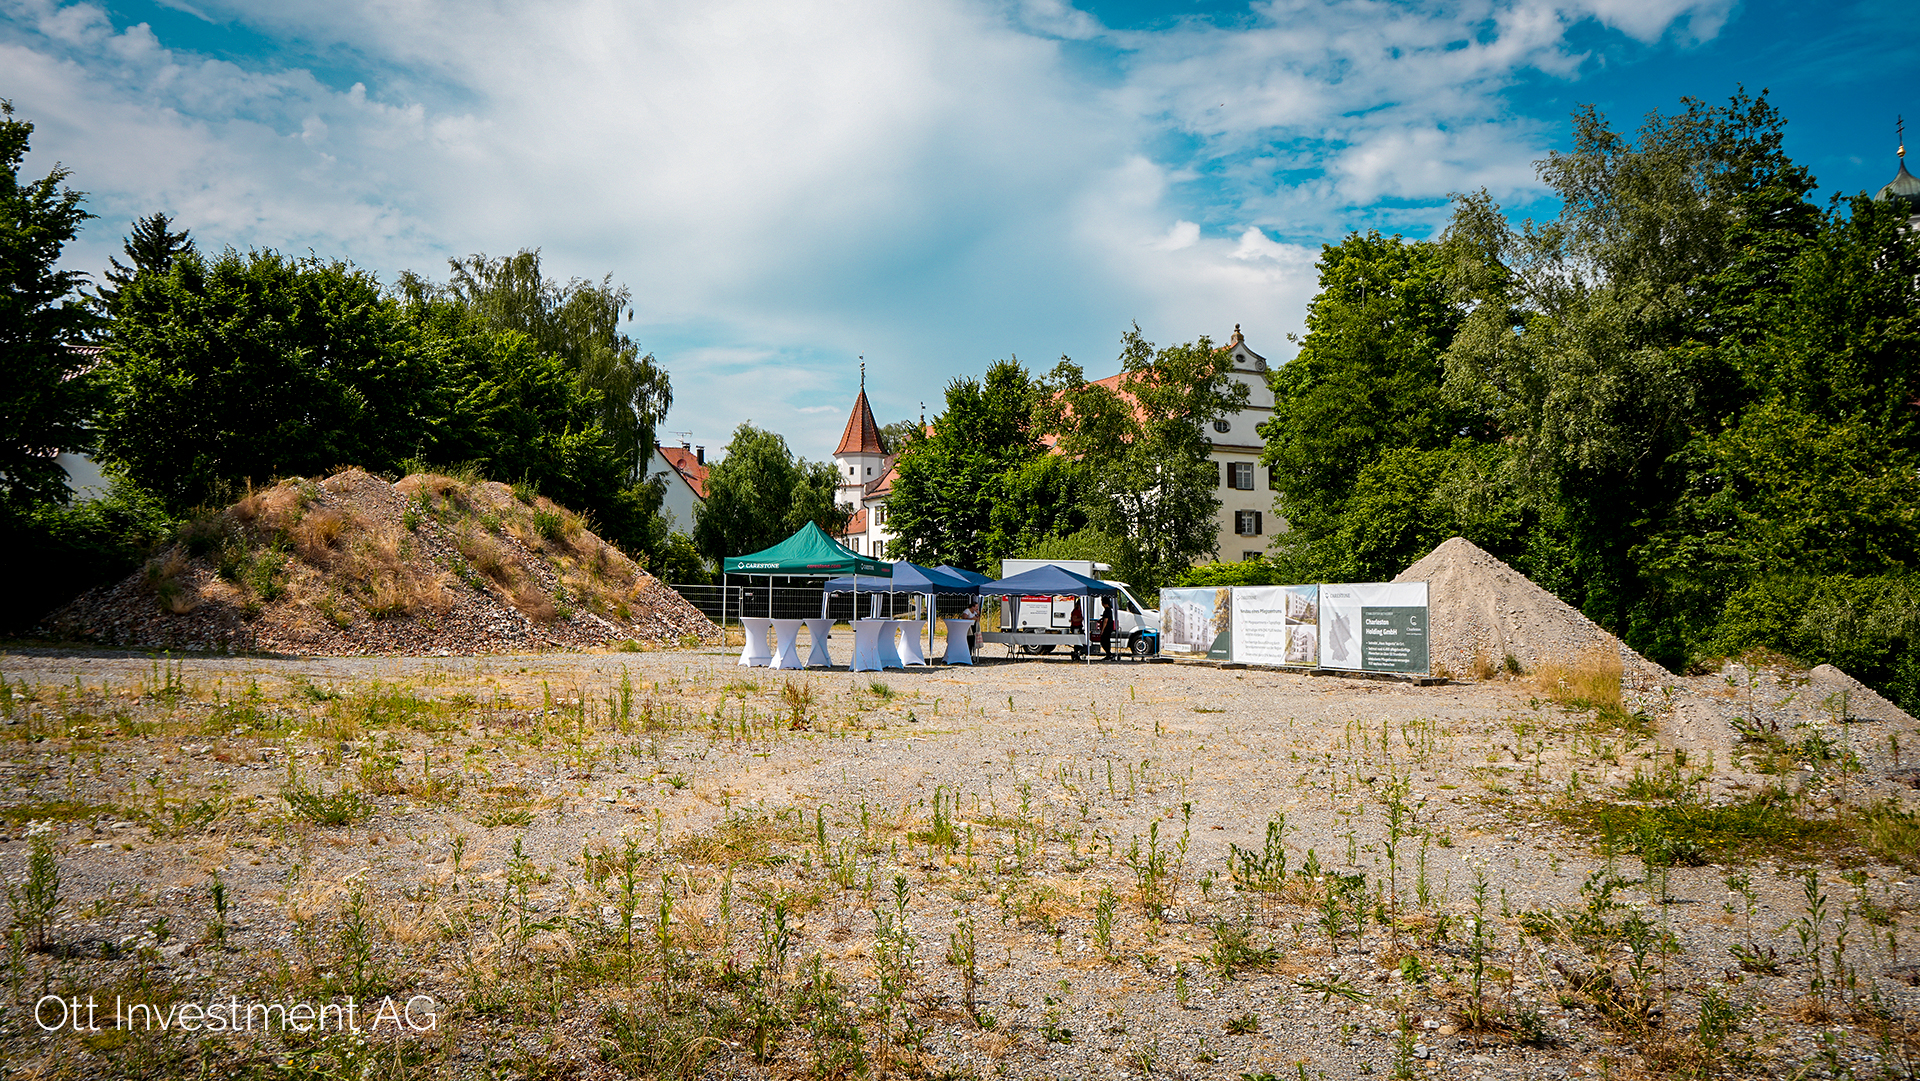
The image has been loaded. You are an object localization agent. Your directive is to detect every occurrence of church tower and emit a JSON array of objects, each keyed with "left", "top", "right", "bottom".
[
  {"left": 833, "top": 365, "right": 889, "bottom": 512},
  {"left": 1879, "top": 116, "right": 1920, "bottom": 229}
]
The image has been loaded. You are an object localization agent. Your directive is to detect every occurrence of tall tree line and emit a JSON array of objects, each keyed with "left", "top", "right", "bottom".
[{"left": 1262, "top": 92, "right": 1919, "bottom": 707}]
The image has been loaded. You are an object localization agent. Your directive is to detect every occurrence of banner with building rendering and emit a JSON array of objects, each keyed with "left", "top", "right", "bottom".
[
  {"left": 1227, "top": 585, "right": 1320, "bottom": 667},
  {"left": 1160, "top": 587, "right": 1233, "bottom": 659}
]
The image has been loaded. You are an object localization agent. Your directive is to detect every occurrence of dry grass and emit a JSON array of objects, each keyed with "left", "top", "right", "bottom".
[
  {"left": 1532, "top": 648, "right": 1623, "bottom": 714},
  {"left": 456, "top": 529, "right": 514, "bottom": 586},
  {"left": 292, "top": 508, "right": 352, "bottom": 563},
  {"left": 143, "top": 548, "right": 198, "bottom": 614}
]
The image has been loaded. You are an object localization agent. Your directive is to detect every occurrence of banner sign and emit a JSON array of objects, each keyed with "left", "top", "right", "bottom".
[
  {"left": 1228, "top": 585, "right": 1319, "bottom": 667},
  {"left": 1317, "top": 582, "right": 1429, "bottom": 674},
  {"left": 1160, "top": 587, "right": 1233, "bottom": 659}
]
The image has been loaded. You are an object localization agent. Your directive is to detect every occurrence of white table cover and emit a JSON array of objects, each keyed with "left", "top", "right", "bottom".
[
  {"left": 737, "top": 616, "right": 773, "bottom": 667},
  {"left": 802, "top": 618, "right": 832, "bottom": 667},
  {"left": 851, "top": 620, "right": 887, "bottom": 672},
  {"left": 769, "top": 618, "right": 806, "bottom": 669},
  {"left": 942, "top": 618, "right": 973, "bottom": 665}
]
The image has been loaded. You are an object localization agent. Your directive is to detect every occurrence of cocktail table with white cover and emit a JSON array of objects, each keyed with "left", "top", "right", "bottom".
[
  {"left": 737, "top": 616, "right": 774, "bottom": 667},
  {"left": 769, "top": 619, "right": 806, "bottom": 669},
  {"left": 875, "top": 620, "right": 904, "bottom": 669},
  {"left": 851, "top": 619, "right": 888, "bottom": 672},
  {"left": 898, "top": 621, "right": 927, "bottom": 665},
  {"left": 942, "top": 619, "right": 974, "bottom": 665},
  {"left": 802, "top": 618, "right": 832, "bottom": 667}
]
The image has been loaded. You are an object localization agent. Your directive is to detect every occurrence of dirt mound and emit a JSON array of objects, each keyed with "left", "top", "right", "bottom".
[
  {"left": 1809, "top": 663, "right": 1917, "bottom": 725},
  {"left": 1393, "top": 537, "right": 1671, "bottom": 686},
  {"left": 42, "top": 469, "right": 716, "bottom": 655}
]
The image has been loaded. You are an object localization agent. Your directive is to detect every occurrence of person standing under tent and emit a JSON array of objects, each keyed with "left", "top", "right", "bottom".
[
  {"left": 1095, "top": 597, "right": 1115, "bottom": 659},
  {"left": 960, "top": 597, "right": 981, "bottom": 654}
]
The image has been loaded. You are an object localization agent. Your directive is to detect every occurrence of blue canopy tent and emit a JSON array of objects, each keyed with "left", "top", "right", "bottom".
[
  {"left": 823, "top": 561, "right": 979, "bottom": 658},
  {"left": 977, "top": 564, "right": 1118, "bottom": 662},
  {"left": 981, "top": 564, "right": 1117, "bottom": 597}
]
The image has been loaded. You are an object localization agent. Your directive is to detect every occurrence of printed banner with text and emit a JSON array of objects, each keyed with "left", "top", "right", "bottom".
[
  {"left": 1227, "top": 585, "right": 1320, "bottom": 667},
  {"left": 1316, "top": 582, "right": 1429, "bottom": 674}
]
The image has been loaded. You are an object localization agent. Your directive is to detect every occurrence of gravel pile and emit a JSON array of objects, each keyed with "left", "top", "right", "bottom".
[
  {"left": 1393, "top": 536, "right": 1671, "bottom": 686},
  {"left": 41, "top": 469, "right": 715, "bottom": 655}
]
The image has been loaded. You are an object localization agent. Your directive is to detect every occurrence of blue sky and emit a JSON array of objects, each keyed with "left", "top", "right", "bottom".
[{"left": 4, "top": 0, "right": 1913, "bottom": 460}]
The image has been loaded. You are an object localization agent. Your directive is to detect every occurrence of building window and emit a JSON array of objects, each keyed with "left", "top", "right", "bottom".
[
  {"left": 1213, "top": 419, "right": 1231, "bottom": 433},
  {"left": 1215, "top": 461, "right": 1223, "bottom": 488},
  {"left": 1235, "top": 510, "right": 1263, "bottom": 535},
  {"left": 873, "top": 541, "right": 886, "bottom": 560},
  {"left": 1243, "top": 551, "right": 1263, "bottom": 562},
  {"left": 1266, "top": 464, "right": 1278, "bottom": 490},
  {"left": 1229, "top": 462, "right": 1254, "bottom": 490},
  {"left": 866, "top": 466, "right": 872, "bottom": 475}
]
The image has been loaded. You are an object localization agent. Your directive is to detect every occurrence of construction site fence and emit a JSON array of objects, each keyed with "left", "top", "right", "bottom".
[{"left": 669, "top": 584, "right": 991, "bottom": 627}]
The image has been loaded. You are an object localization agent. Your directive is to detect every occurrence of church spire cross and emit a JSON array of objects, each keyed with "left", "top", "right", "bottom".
[{"left": 1900, "top": 115, "right": 1907, "bottom": 159}]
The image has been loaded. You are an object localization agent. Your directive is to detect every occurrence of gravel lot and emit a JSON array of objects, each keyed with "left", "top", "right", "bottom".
[{"left": 2, "top": 642, "right": 1916, "bottom": 1080}]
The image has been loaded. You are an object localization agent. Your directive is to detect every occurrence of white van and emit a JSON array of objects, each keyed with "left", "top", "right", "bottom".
[{"left": 993, "top": 559, "right": 1161, "bottom": 657}]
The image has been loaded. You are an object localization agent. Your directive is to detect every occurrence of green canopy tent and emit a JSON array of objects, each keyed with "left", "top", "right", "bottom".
[{"left": 719, "top": 522, "right": 891, "bottom": 633}]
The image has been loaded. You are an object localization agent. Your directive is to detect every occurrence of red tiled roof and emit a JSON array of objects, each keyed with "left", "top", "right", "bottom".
[
  {"left": 866, "top": 463, "right": 898, "bottom": 498},
  {"left": 841, "top": 508, "right": 870, "bottom": 537},
  {"left": 660, "top": 446, "right": 709, "bottom": 499},
  {"left": 835, "top": 390, "right": 887, "bottom": 456}
]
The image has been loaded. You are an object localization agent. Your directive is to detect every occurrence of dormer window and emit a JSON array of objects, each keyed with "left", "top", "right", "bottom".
[{"left": 1213, "top": 420, "right": 1231, "bottom": 433}]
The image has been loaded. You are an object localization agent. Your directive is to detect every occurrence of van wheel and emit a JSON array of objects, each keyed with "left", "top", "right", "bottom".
[
  {"left": 1129, "top": 633, "right": 1150, "bottom": 657},
  {"left": 1020, "top": 644, "right": 1056, "bottom": 655}
]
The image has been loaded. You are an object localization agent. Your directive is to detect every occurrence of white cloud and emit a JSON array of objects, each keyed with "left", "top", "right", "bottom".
[{"left": 1, "top": 0, "right": 1731, "bottom": 455}]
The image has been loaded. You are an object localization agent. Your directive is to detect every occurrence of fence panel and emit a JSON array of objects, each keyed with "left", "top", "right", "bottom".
[{"left": 671, "top": 583, "right": 981, "bottom": 626}]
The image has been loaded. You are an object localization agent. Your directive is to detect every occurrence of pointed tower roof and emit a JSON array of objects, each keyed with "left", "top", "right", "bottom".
[{"left": 835, "top": 389, "right": 887, "bottom": 456}]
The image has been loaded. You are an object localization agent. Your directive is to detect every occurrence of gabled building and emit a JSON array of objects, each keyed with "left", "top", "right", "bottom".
[
  {"left": 1074, "top": 326, "right": 1279, "bottom": 563},
  {"left": 652, "top": 442, "right": 709, "bottom": 533}
]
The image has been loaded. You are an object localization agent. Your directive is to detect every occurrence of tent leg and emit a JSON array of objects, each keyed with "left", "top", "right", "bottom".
[{"left": 720, "top": 573, "right": 727, "bottom": 650}]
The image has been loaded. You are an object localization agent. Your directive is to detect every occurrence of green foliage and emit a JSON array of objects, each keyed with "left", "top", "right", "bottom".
[
  {"left": 5, "top": 831, "right": 60, "bottom": 952},
  {"left": 1262, "top": 90, "right": 1920, "bottom": 707},
  {"left": 1176, "top": 557, "right": 1285, "bottom": 588},
  {"left": 2, "top": 474, "right": 174, "bottom": 631},
  {"left": 425, "top": 248, "right": 671, "bottom": 477},
  {"left": 1018, "top": 527, "right": 1124, "bottom": 571},
  {"left": 692, "top": 424, "right": 845, "bottom": 562},
  {"left": 0, "top": 100, "right": 101, "bottom": 516},
  {"left": 1043, "top": 325, "right": 1249, "bottom": 589},
  {"left": 101, "top": 248, "right": 442, "bottom": 510},
  {"left": 1259, "top": 230, "right": 1474, "bottom": 582},
  {"left": 93, "top": 211, "right": 194, "bottom": 315},
  {"left": 887, "top": 359, "right": 1083, "bottom": 573},
  {"left": 660, "top": 530, "right": 712, "bottom": 585}
]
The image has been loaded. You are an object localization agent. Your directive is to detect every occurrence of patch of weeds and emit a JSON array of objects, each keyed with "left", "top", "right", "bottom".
[
  {"left": 6, "top": 829, "right": 61, "bottom": 951},
  {"left": 672, "top": 805, "right": 806, "bottom": 865},
  {"left": 1549, "top": 787, "right": 1841, "bottom": 866},
  {"left": 281, "top": 782, "right": 374, "bottom": 826},
  {"left": 1224, "top": 1012, "right": 1260, "bottom": 1034},
  {"left": 0, "top": 800, "right": 118, "bottom": 827},
  {"left": 1206, "top": 919, "right": 1279, "bottom": 978}
]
